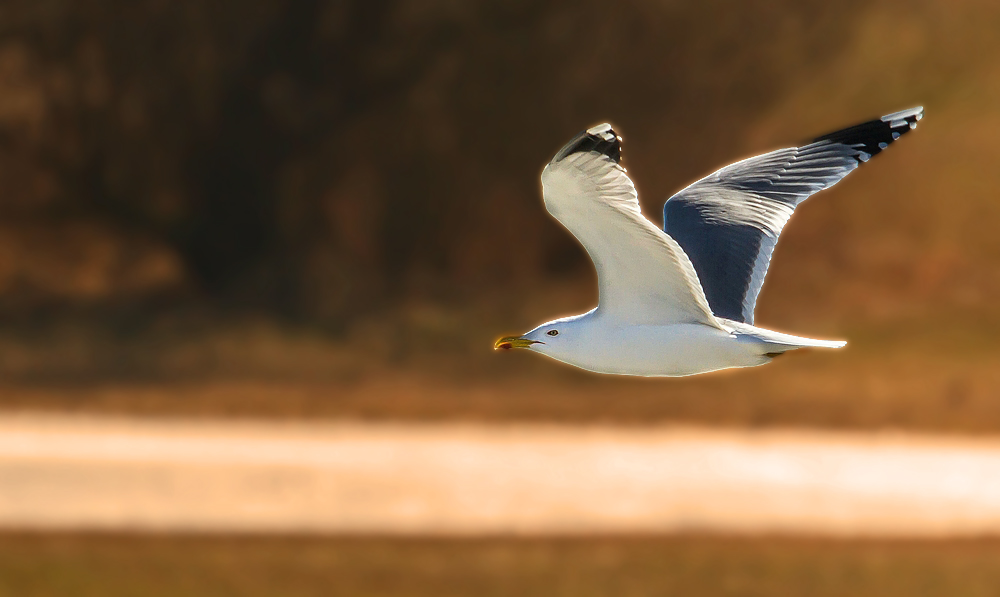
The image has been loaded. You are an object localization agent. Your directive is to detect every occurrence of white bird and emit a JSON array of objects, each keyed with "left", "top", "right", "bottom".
[{"left": 495, "top": 107, "right": 923, "bottom": 376}]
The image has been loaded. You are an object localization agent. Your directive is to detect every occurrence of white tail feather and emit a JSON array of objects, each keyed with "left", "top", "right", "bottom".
[{"left": 725, "top": 320, "right": 846, "bottom": 354}]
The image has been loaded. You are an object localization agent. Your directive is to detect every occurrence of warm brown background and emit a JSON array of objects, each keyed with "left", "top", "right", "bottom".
[
  {"left": 3, "top": 3, "right": 1000, "bottom": 595},
  {"left": 0, "top": 0, "right": 997, "bottom": 430}
]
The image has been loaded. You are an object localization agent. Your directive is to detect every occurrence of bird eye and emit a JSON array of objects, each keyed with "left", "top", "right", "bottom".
[{"left": 546, "top": 330, "right": 559, "bottom": 337}]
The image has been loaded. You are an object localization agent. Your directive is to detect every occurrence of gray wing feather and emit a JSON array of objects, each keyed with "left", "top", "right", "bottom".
[{"left": 663, "top": 106, "right": 923, "bottom": 324}]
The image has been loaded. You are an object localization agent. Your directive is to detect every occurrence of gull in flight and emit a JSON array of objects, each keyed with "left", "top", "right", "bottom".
[{"left": 495, "top": 107, "right": 923, "bottom": 376}]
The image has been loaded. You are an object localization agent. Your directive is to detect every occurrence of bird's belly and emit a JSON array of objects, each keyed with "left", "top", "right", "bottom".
[{"left": 567, "top": 323, "right": 765, "bottom": 377}]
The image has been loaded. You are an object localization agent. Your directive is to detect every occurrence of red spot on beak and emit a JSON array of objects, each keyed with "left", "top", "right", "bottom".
[{"left": 496, "top": 342, "right": 513, "bottom": 350}]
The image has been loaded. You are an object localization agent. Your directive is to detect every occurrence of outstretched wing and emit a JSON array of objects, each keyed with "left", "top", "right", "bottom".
[
  {"left": 541, "top": 124, "right": 723, "bottom": 329},
  {"left": 662, "top": 106, "right": 923, "bottom": 324}
]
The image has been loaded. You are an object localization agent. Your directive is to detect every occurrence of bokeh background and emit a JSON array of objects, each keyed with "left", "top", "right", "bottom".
[{"left": 3, "top": 0, "right": 1000, "bottom": 595}]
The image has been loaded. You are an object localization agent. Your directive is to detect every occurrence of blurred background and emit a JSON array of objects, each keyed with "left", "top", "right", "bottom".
[{"left": 3, "top": 0, "right": 1000, "bottom": 595}]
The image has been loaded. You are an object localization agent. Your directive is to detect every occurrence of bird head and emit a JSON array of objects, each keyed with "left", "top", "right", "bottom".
[{"left": 494, "top": 313, "right": 591, "bottom": 353}]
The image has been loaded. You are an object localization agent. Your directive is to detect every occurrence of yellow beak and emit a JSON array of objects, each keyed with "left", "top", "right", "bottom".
[{"left": 494, "top": 336, "right": 543, "bottom": 350}]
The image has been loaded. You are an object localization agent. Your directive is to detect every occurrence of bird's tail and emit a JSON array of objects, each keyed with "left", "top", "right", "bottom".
[{"left": 728, "top": 321, "right": 846, "bottom": 356}]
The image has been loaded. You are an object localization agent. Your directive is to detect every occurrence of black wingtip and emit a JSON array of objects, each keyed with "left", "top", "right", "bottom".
[
  {"left": 552, "top": 123, "right": 622, "bottom": 164},
  {"left": 812, "top": 106, "right": 923, "bottom": 164}
]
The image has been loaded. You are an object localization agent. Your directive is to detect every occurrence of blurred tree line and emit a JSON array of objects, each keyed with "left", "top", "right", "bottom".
[{"left": 0, "top": 0, "right": 864, "bottom": 324}]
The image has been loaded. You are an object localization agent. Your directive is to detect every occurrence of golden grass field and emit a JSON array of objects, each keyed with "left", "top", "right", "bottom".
[
  {"left": 4, "top": 534, "right": 1000, "bottom": 597},
  {"left": 0, "top": 306, "right": 997, "bottom": 433}
]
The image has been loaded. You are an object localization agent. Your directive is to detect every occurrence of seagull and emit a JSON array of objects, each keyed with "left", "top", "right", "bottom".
[{"left": 494, "top": 107, "right": 923, "bottom": 376}]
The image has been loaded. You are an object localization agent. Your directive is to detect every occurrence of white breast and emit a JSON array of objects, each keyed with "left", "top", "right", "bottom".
[{"left": 533, "top": 317, "right": 768, "bottom": 377}]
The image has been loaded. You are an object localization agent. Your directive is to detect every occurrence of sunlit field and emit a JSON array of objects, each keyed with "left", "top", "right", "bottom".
[
  {"left": 4, "top": 535, "right": 1000, "bottom": 597},
  {"left": 0, "top": 311, "right": 998, "bottom": 432}
]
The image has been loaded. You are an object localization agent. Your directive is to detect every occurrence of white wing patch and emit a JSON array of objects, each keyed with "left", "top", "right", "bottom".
[{"left": 541, "top": 151, "right": 723, "bottom": 328}]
